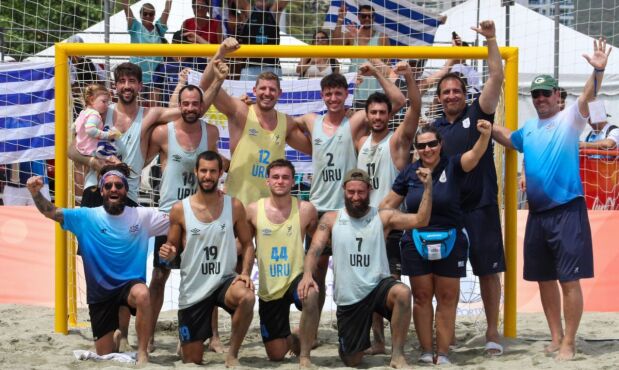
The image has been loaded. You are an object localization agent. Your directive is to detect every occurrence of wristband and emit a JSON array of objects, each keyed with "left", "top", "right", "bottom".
[
  {"left": 594, "top": 68, "right": 605, "bottom": 73},
  {"left": 486, "top": 37, "right": 496, "bottom": 41}
]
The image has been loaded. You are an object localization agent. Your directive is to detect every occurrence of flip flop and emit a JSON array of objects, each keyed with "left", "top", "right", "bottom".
[{"left": 485, "top": 341, "right": 504, "bottom": 356}]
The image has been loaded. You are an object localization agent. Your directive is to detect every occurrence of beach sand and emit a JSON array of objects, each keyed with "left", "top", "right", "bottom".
[{"left": 1, "top": 304, "right": 618, "bottom": 369}]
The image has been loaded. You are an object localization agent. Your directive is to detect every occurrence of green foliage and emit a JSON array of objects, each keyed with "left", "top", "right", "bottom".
[{"left": 0, "top": 0, "right": 105, "bottom": 61}]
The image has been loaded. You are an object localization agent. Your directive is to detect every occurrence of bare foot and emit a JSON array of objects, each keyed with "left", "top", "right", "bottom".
[
  {"left": 299, "top": 355, "right": 312, "bottom": 368},
  {"left": 136, "top": 351, "right": 149, "bottom": 367},
  {"left": 389, "top": 354, "right": 408, "bottom": 369},
  {"left": 555, "top": 342, "right": 575, "bottom": 361},
  {"left": 545, "top": 340, "right": 561, "bottom": 354},
  {"left": 176, "top": 341, "right": 182, "bottom": 357},
  {"left": 365, "top": 341, "right": 386, "bottom": 355},
  {"left": 225, "top": 354, "right": 240, "bottom": 368},
  {"left": 208, "top": 336, "right": 227, "bottom": 353}
]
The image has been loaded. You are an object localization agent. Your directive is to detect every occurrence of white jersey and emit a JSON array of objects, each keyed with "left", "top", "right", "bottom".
[
  {"left": 331, "top": 207, "right": 390, "bottom": 305},
  {"left": 178, "top": 196, "right": 237, "bottom": 309},
  {"left": 357, "top": 132, "right": 399, "bottom": 207}
]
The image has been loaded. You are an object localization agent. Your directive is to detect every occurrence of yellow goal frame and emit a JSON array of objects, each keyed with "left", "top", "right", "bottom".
[{"left": 53, "top": 43, "right": 519, "bottom": 337}]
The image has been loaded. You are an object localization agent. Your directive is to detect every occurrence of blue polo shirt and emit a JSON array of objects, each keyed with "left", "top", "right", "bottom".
[
  {"left": 433, "top": 99, "right": 497, "bottom": 211},
  {"left": 392, "top": 155, "right": 466, "bottom": 244},
  {"left": 511, "top": 103, "right": 586, "bottom": 213},
  {"left": 152, "top": 58, "right": 209, "bottom": 106}
]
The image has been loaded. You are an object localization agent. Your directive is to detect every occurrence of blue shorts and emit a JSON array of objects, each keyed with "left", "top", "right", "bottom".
[
  {"left": 463, "top": 204, "right": 506, "bottom": 276},
  {"left": 400, "top": 229, "right": 469, "bottom": 278},
  {"left": 523, "top": 197, "right": 594, "bottom": 282}
]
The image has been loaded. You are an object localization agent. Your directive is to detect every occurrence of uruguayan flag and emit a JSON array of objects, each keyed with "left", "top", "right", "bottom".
[
  {"left": 323, "top": 0, "right": 442, "bottom": 46},
  {"left": 189, "top": 71, "right": 357, "bottom": 173},
  {"left": 0, "top": 61, "right": 55, "bottom": 165}
]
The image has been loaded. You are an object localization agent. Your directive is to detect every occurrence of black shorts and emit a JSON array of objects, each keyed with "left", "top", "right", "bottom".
[
  {"left": 386, "top": 230, "right": 403, "bottom": 276},
  {"left": 305, "top": 211, "right": 332, "bottom": 256},
  {"left": 81, "top": 185, "right": 139, "bottom": 208},
  {"left": 336, "top": 277, "right": 400, "bottom": 355},
  {"left": 258, "top": 274, "right": 303, "bottom": 343},
  {"left": 153, "top": 234, "right": 181, "bottom": 269},
  {"left": 88, "top": 280, "right": 142, "bottom": 341},
  {"left": 523, "top": 198, "right": 594, "bottom": 282},
  {"left": 177, "top": 276, "right": 235, "bottom": 343},
  {"left": 400, "top": 229, "right": 469, "bottom": 278},
  {"left": 463, "top": 205, "right": 506, "bottom": 276}
]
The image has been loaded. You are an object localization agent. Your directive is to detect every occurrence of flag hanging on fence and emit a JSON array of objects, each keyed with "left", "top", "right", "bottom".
[
  {"left": 189, "top": 71, "right": 357, "bottom": 173},
  {"left": 0, "top": 61, "right": 55, "bottom": 165},
  {"left": 323, "top": 0, "right": 443, "bottom": 46}
]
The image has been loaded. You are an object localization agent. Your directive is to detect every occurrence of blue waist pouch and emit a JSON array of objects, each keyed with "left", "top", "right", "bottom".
[{"left": 412, "top": 228, "right": 457, "bottom": 261}]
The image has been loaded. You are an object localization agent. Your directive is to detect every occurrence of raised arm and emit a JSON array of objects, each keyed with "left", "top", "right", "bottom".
[
  {"left": 419, "top": 59, "right": 456, "bottom": 96},
  {"left": 202, "top": 60, "right": 229, "bottom": 113},
  {"left": 579, "top": 138, "right": 617, "bottom": 150},
  {"left": 382, "top": 167, "right": 432, "bottom": 232},
  {"left": 579, "top": 38, "right": 612, "bottom": 117},
  {"left": 26, "top": 176, "right": 63, "bottom": 223},
  {"left": 379, "top": 190, "right": 405, "bottom": 210},
  {"left": 332, "top": 3, "right": 352, "bottom": 46},
  {"left": 461, "top": 119, "right": 492, "bottom": 172},
  {"left": 122, "top": 0, "right": 136, "bottom": 29},
  {"left": 474, "top": 20, "right": 504, "bottom": 115},
  {"left": 391, "top": 62, "right": 421, "bottom": 170},
  {"left": 298, "top": 212, "right": 335, "bottom": 300},
  {"left": 168, "top": 67, "right": 191, "bottom": 108},
  {"left": 159, "top": 0, "right": 172, "bottom": 26},
  {"left": 364, "top": 62, "right": 406, "bottom": 113}
]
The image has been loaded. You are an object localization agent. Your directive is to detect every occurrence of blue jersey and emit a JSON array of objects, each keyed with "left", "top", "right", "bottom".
[
  {"left": 511, "top": 103, "right": 586, "bottom": 212},
  {"left": 62, "top": 206, "right": 169, "bottom": 303},
  {"left": 392, "top": 155, "right": 465, "bottom": 245}
]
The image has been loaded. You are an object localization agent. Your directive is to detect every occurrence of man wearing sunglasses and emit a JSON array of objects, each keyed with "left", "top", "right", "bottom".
[
  {"left": 26, "top": 164, "right": 170, "bottom": 366},
  {"left": 493, "top": 38, "right": 611, "bottom": 360},
  {"left": 122, "top": 0, "right": 172, "bottom": 102},
  {"left": 431, "top": 19, "right": 506, "bottom": 356}
]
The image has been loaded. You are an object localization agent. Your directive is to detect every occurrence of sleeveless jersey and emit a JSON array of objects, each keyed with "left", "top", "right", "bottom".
[
  {"left": 158, "top": 120, "right": 209, "bottom": 212},
  {"left": 331, "top": 207, "right": 390, "bottom": 306},
  {"left": 225, "top": 105, "right": 287, "bottom": 206},
  {"left": 178, "top": 196, "right": 237, "bottom": 309},
  {"left": 309, "top": 115, "right": 357, "bottom": 211},
  {"left": 357, "top": 132, "right": 399, "bottom": 207},
  {"left": 255, "top": 198, "right": 305, "bottom": 301},
  {"left": 351, "top": 32, "right": 382, "bottom": 101},
  {"left": 84, "top": 104, "right": 145, "bottom": 203}
]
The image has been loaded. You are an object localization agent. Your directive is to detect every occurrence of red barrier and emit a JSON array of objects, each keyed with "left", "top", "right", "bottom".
[{"left": 580, "top": 149, "right": 619, "bottom": 210}]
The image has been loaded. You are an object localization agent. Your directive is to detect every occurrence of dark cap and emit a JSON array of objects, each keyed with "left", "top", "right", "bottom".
[
  {"left": 530, "top": 74, "right": 558, "bottom": 92},
  {"left": 343, "top": 169, "right": 372, "bottom": 187}
]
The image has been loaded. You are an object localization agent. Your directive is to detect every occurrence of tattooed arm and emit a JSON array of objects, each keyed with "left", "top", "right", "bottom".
[
  {"left": 297, "top": 211, "right": 335, "bottom": 300},
  {"left": 26, "top": 176, "right": 64, "bottom": 223}
]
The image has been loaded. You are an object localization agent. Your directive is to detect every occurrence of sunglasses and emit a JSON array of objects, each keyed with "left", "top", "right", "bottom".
[
  {"left": 103, "top": 181, "right": 125, "bottom": 191},
  {"left": 358, "top": 13, "right": 372, "bottom": 19},
  {"left": 531, "top": 90, "right": 553, "bottom": 99},
  {"left": 416, "top": 139, "right": 440, "bottom": 150},
  {"left": 141, "top": 11, "right": 155, "bottom": 17}
]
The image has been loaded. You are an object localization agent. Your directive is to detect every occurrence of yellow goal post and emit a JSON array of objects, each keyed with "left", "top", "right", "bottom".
[{"left": 53, "top": 43, "right": 519, "bottom": 337}]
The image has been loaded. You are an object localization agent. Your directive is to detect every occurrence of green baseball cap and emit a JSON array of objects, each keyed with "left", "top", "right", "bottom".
[
  {"left": 530, "top": 74, "right": 558, "bottom": 92},
  {"left": 343, "top": 169, "right": 372, "bottom": 187}
]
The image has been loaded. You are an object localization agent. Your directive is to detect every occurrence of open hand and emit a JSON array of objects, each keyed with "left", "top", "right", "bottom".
[{"left": 583, "top": 37, "right": 611, "bottom": 71}]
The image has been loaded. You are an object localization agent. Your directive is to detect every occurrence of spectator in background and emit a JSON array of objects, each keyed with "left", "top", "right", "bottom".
[
  {"left": 580, "top": 114, "right": 618, "bottom": 150},
  {"left": 122, "top": 0, "right": 172, "bottom": 105},
  {"left": 2, "top": 161, "right": 50, "bottom": 206},
  {"left": 223, "top": 1, "right": 249, "bottom": 80},
  {"left": 332, "top": 3, "right": 390, "bottom": 109},
  {"left": 182, "top": 0, "right": 222, "bottom": 45},
  {"left": 237, "top": 0, "right": 289, "bottom": 81},
  {"left": 559, "top": 87, "right": 568, "bottom": 111},
  {"left": 152, "top": 30, "right": 209, "bottom": 106},
  {"left": 296, "top": 30, "right": 340, "bottom": 78}
]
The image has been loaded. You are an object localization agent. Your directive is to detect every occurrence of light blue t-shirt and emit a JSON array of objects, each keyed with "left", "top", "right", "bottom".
[
  {"left": 62, "top": 206, "right": 169, "bottom": 303},
  {"left": 128, "top": 19, "right": 167, "bottom": 84},
  {"left": 511, "top": 103, "right": 587, "bottom": 212}
]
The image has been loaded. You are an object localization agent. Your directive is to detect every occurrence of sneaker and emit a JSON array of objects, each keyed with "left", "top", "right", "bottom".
[
  {"left": 418, "top": 352, "right": 433, "bottom": 364},
  {"left": 436, "top": 353, "right": 451, "bottom": 365}
]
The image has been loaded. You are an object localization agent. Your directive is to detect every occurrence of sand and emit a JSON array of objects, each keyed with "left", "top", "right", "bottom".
[{"left": 1, "top": 304, "right": 618, "bottom": 369}]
